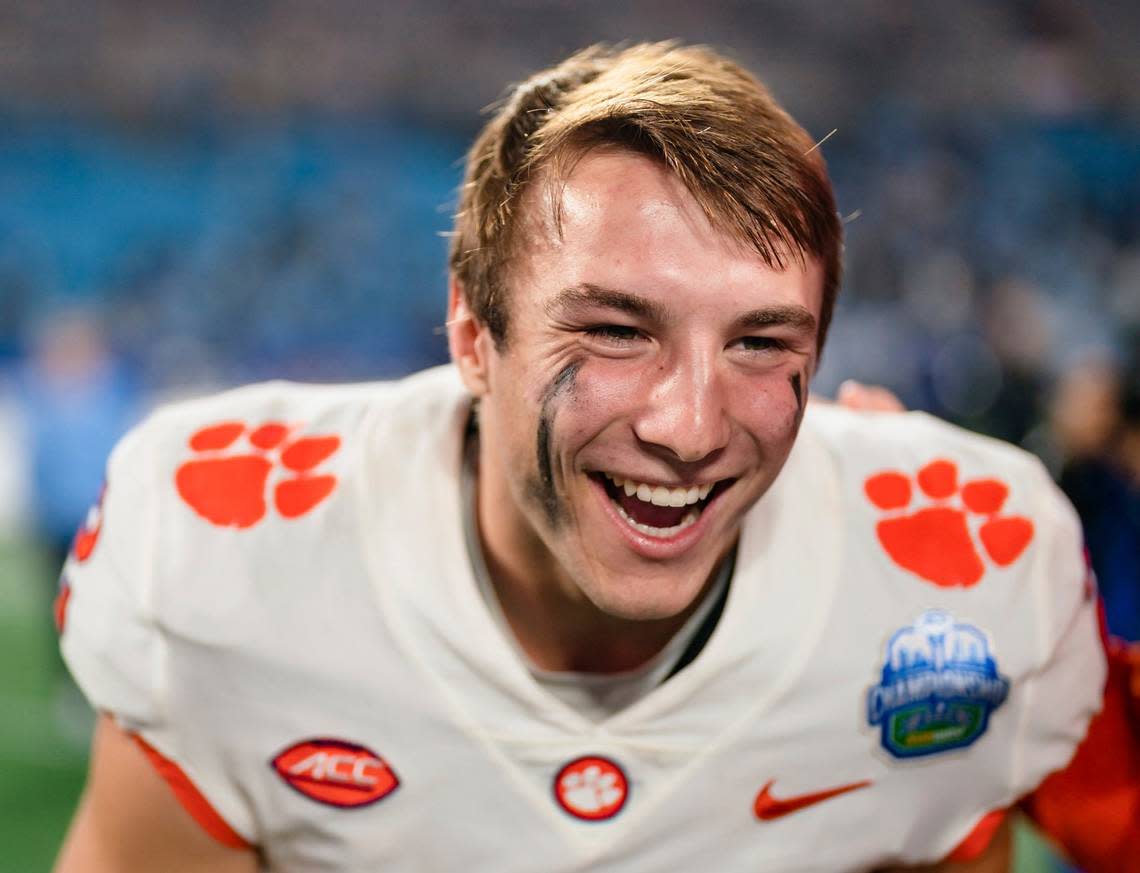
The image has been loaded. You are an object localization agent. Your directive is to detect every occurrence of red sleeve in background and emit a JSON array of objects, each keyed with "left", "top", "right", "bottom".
[
  {"left": 1022, "top": 623, "right": 1140, "bottom": 873},
  {"left": 947, "top": 809, "right": 1007, "bottom": 862}
]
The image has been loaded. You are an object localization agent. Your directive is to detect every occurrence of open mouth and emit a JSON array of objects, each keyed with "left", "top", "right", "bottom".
[{"left": 591, "top": 473, "right": 734, "bottom": 539}]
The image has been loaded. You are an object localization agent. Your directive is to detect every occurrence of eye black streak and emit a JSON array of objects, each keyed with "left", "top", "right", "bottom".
[
  {"left": 532, "top": 361, "right": 581, "bottom": 527},
  {"left": 789, "top": 371, "right": 805, "bottom": 421}
]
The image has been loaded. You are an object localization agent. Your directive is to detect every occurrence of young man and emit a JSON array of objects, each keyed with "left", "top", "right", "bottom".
[{"left": 53, "top": 44, "right": 1103, "bottom": 872}]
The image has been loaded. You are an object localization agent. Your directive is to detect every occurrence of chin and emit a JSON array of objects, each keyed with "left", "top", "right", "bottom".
[{"left": 578, "top": 567, "right": 711, "bottom": 622}]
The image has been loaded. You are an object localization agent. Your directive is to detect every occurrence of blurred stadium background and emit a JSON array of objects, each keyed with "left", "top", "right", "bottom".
[{"left": 1, "top": 1, "right": 1137, "bottom": 870}]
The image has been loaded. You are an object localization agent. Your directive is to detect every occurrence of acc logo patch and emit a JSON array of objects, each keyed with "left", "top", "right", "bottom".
[
  {"left": 867, "top": 611, "right": 1009, "bottom": 759},
  {"left": 272, "top": 738, "right": 398, "bottom": 808}
]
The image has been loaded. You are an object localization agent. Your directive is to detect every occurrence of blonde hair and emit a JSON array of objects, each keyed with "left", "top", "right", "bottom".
[{"left": 450, "top": 42, "right": 841, "bottom": 348}]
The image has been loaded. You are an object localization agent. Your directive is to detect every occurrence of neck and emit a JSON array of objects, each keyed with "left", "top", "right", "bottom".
[{"left": 481, "top": 534, "right": 705, "bottom": 673}]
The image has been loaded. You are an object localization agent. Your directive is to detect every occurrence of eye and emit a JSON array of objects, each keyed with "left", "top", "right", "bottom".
[
  {"left": 734, "top": 336, "right": 789, "bottom": 353},
  {"left": 583, "top": 324, "right": 644, "bottom": 346}
]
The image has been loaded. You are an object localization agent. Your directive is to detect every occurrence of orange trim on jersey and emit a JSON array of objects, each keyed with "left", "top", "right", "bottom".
[
  {"left": 53, "top": 583, "right": 71, "bottom": 634},
  {"left": 129, "top": 733, "right": 253, "bottom": 850},
  {"left": 947, "top": 809, "right": 1005, "bottom": 862}
]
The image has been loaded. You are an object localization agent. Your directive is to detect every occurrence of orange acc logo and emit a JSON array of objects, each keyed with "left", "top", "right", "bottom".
[{"left": 271, "top": 739, "right": 399, "bottom": 808}]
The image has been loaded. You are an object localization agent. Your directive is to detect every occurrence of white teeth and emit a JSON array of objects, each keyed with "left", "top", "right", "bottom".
[
  {"left": 603, "top": 472, "right": 718, "bottom": 507},
  {"left": 615, "top": 504, "right": 700, "bottom": 538}
]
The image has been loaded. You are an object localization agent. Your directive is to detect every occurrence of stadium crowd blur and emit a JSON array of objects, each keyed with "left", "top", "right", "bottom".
[{"left": 1, "top": 1, "right": 1137, "bottom": 638}]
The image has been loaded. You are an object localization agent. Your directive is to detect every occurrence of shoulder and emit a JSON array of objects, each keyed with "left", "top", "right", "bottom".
[
  {"left": 59, "top": 367, "right": 473, "bottom": 815},
  {"left": 785, "top": 409, "right": 1104, "bottom": 812},
  {"left": 116, "top": 366, "right": 467, "bottom": 493},
  {"left": 71, "top": 364, "right": 469, "bottom": 612},
  {"left": 801, "top": 405, "right": 1053, "bottom": 493},
  {"left": 797, "top": 405, "right": 1074, "bottom": 569},
  {"left": 793, "top": 405, "right": 1090, "bottom": 653},
  {"left": 141, "top": 365, "right": 466, "bottom": 455}
]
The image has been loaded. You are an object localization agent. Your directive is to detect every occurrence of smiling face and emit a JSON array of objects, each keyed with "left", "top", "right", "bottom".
[{"left": 452, "top": 149, "right": 823, "bottom": 623}]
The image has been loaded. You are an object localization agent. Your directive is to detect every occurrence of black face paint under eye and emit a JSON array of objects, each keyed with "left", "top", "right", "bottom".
[
  {"left": 789, "top": 370, "right": 804, "bottom": 416},
  {"left": 531, "top": 362, "right": 581, "bottom": 527}
]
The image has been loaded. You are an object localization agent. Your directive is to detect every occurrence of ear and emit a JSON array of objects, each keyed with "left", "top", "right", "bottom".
[{"left": 447, "top": 276, "right": 492, "bottom": 397}]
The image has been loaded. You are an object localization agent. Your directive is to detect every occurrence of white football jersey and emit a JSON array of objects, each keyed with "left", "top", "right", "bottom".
[{"left": 60, "top": 365, "right": 1104, "bottom": 872}]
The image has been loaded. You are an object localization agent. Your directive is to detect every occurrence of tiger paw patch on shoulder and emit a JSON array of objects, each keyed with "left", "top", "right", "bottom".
[{"left": 867, "top": 610, "right": 1009, "bottom": 759}]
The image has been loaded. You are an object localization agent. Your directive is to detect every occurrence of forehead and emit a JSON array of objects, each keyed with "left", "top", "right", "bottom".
[
  {"left": 523, "top": 148, "right": 724, "bottom": 259},
  {"left": 513, "top": 149, "right": 823, "bottom": 318}
]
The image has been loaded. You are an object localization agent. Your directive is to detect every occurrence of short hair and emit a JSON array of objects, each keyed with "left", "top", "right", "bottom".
[{"left": 449, "top": 42, "right": 842, "bottom": 350}]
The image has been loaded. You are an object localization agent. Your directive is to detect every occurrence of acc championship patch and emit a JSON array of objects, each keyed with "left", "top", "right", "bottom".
[{"left": 867, "top": 610, "right": 1009, "bottom": 759}]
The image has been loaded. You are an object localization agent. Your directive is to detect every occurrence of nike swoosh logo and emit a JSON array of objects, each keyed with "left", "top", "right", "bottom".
[{"left": 753, "top": 778, "right": 872, "bottom": 821}]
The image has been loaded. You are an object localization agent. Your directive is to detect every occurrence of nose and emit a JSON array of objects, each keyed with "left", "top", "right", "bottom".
[{"left": 632, "top": 350, "right": 732, "bottom": 463}]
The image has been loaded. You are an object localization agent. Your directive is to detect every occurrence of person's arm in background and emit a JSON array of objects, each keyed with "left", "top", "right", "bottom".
[
  {"left": 832, "top": 380, "right": 914, "bottom": 412},
  {"left": 54, "top": 714, "right": 259, "bottom": 873}
]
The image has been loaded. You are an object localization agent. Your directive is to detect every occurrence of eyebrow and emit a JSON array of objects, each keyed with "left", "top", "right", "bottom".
[
  {"left": 732, "top": 305, "right": 817, "bottom": 335},
  {"left": 550, "top": 283, "right": 817, "bottom": 336},
  {"left": 546, "top": 283, "right": 668, "bottom": 324}
]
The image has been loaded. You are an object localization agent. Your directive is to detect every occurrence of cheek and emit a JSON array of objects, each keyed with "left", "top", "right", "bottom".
[
  {"left": 729, "top": 377, "right": 803, "bottom": 444},
  {"left": 549, "top": 368, "right": 628, "bottom": 446},
  {"left": 502, "top": 396, "right": 539, "bottom": 448},
  {"left": 538, "top": 364, "right": 647, "bottom": 474},
  {"left": 572, "top": 359, "right": 644, "bottom": 401}
]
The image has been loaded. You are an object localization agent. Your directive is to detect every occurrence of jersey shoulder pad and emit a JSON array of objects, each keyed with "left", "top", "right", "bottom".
[
  {"left": 802, "top": 405, "right": 1089, "bottom": 643},
  {"left": 803, "top": 405, "right": 1048, "bottom": 489}
]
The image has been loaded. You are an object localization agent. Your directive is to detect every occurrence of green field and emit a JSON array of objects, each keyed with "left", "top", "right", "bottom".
[
  {"left": 0, "top": 539, "right": 88, "bottom": 873},
  {"left": 0, "top": 537, "right": 1075, "bottom": 873}
]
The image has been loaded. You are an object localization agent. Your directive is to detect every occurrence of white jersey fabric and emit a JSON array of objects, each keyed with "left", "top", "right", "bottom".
[{"left": 60, "top": 365, "right": 1105, "bottom": 872}]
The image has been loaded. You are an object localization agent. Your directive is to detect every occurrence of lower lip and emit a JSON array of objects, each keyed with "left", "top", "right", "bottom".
[{"left": 589, "top": 477, "right": 721, "bottom": 560}]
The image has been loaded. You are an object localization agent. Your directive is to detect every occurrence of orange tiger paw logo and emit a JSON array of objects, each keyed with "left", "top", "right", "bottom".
[
  {"left": 864, "top": 459, "right": 1034, "bottom": 588},
  {"left": 175, "top": 421, "right": 340, "bottom": 528}
]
